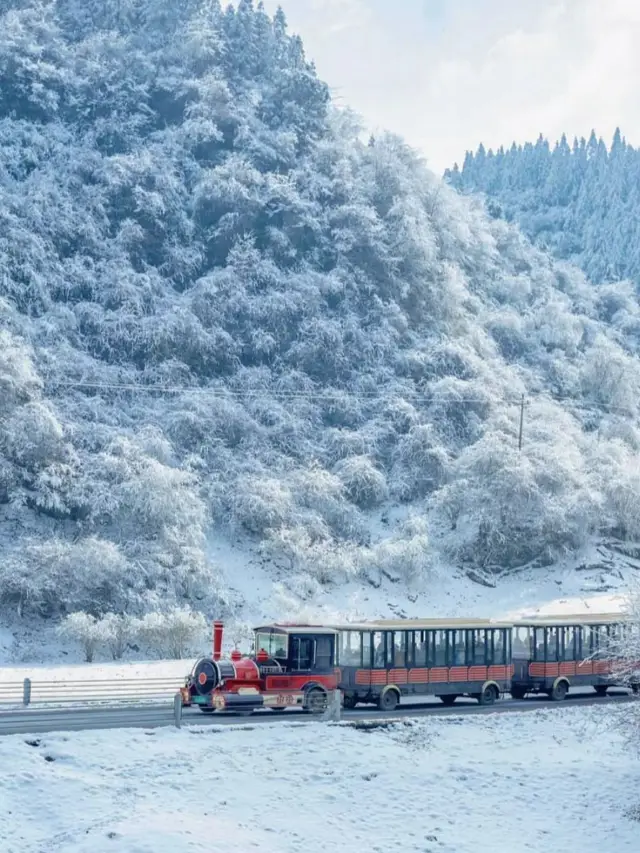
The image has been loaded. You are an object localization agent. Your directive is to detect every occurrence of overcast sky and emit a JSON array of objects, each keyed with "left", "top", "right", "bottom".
[{"left": 262, "top": 0, "right": 640, "bottom": 173}]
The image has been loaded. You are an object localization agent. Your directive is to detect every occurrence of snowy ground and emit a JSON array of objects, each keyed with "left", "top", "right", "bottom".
[{"left": 0, "top": 705, "right": 637, "bottom": 853}]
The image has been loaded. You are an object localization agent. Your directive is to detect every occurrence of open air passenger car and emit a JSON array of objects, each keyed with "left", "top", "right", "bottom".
[
  {"left": 335, "top": 618, "right": 513, "bottom": 710},
  {"left": 510, "top": 612, "right": 638, "bottom": 700}
]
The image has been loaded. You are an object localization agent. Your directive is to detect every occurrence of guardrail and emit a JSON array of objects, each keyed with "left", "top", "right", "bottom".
[{"left": 0, "top": 677, "right": 182, "bottom": 707}]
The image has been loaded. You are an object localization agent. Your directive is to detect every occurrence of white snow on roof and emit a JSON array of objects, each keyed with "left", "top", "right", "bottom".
[{"left": 0, "top": 706, "right": 637, "bottom": 852}]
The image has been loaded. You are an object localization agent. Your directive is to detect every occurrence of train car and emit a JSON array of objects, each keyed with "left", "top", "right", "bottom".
[
  {"left": 510, "top": 612, "right": 635, "bottom": 700},
  {"left": 333, "top": 618, "right": 514, "bottom": 711},
  {"left": 181, "top": 621, "right": 340, "bottom": 714}
]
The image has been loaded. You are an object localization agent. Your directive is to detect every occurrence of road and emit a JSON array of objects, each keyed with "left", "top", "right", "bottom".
[{"left": 0, "top": 690, "right": 633, "bottom": 737}]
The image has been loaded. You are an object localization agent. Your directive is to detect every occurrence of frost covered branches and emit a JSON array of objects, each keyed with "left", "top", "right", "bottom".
[
  {"left": 2, "top": 0, "right": 640, "bottom": 621},
  {"left": 58, "top": 607, "right": 208, "bottom": 662}
]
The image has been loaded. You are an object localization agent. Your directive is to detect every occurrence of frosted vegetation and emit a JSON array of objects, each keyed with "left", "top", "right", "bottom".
[
  {"left": 57, "top": 607, "right": 207, "bottom": 662},
  {"left": 446, "top": 129, "right": 640, "bottom": 291},
  {"left": 2, "top": 0, "right": 640, "bottom": 623}
]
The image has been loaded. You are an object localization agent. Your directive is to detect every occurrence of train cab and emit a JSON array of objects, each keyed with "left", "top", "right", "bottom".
[{"left": 251, "top": 624, "right": 340, "bottom": 712}]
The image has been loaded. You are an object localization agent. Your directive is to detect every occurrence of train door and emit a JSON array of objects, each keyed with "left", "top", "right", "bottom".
[{"left": 290, "top": 633, "right": 335, "bottom": 673}]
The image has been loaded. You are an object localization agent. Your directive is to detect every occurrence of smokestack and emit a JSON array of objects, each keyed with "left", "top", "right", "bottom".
[{"left": 213, "top": 620, "right": 224, "bottom": 661}]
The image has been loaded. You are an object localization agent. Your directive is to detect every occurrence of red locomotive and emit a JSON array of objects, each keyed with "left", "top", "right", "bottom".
[{"left": 181, "top": 621, "right": 340, "bottom": 713}]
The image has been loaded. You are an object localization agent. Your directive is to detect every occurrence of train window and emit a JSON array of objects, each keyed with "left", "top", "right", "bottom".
[
  {"left": 373, "top": 632, "right": 385, "bottom": 667},
  {"left": 562, "top": 627, "right": 576, "bottom": 661},
  {"left": 489, "top": 630, "right": 506, "bottom": 665},
  {"left": 393, "top": 632, "right": 406, "bottom": 666},
  {"left": 315, "top": 636, "right": 333, "bottom": 669},
  {"left": 582, "top": 626, "right": 592, "bottom": 657},
  {"left": 591, "top": 626, "right": 603, "bottom": 658},
  {"left": 292, "top": 637, "right": 313, "bottom": 670},
  {"left": 533, "top": 628, "right": 546, "bottom": 661},
  {"left": 413, "top": 631, "right": 429, "bottom": 666},
  {"left": 434, "top": 630, "right": 447, "bottom": 666},
  {"left": 546, "top": 627, "right": 559, "bottom": 661},
  {"left": 513, "top": 627, "right": 532, "bottom": 658},
  {"left": 452, "top": 630, "right": 466, "bottom": 665},
  {"left": 255, "top": 632, "right": 288, "bottom": 659},
  {"left": 608, "top": 623, "right": 623, "bottom": 650},
  {"left": 385, "top": 633, "right": 395, "bottom": 667},
  {"left": 425, "top": 631, "right": 436, "bottom": 667},
  {"left": 470, "top": 629, "right": 487, "bottom": 664},
  {"left": 362, "top": 632, "right": 372, "bottom": 668},
  {"left": 339, "top": 632, "right": 362, "bottom": 666}
]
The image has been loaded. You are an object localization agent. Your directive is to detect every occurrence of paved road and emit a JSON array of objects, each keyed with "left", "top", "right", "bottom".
[{"left": 0, "top": 691, "right": 633, "bottom": 737}]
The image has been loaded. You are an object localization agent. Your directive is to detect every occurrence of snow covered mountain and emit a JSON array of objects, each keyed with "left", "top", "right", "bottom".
[{"left": 2, "top": 0, "right": 640, "bottom": 624}]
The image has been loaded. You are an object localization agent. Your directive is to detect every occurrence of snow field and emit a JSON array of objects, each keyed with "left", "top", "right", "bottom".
[{"left": 0, "top": 705, "right": 637, "bottom": 853}]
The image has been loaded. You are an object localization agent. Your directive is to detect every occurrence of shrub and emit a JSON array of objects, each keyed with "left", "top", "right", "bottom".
[
  {"left": 100, "top": 613, "right": 135, "bottom": 660},
  {"left": 334, "top": 455, "right": 388, "bottom": 509},
  {"left": 57, "top": 612, "right": 105, "bottom": 663},
  {"left": 135, "top": 607, "right": 208, "bottom": 659}
]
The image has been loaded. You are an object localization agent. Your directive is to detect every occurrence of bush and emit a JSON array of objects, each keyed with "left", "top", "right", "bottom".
[
  {"left": 334, "top": 455, "right": 388, "bottom": 509},
  {"left": 100, "top": 613, "right": 135, "bottom": 660},
  {"left": 360, "top": 515, "right": 431, "bottom": 584},
  {"left": 134, "top": 607, "right": 208, "bottom": 659},
  {"left": 57, "top": 612, "right": 105, "bottom": 663},
  {"left": 434, "top": 421, "right": 599, "bottom": 570},
  {"left": 230, "top": 475, "right": 294, "bottom": 535}
]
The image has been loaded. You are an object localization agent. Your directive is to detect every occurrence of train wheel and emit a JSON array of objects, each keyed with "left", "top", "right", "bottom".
[
  {"left": 550, "top": 680, "right": 569, "bottom": 702},
  {"left": 343, "top": 694, "right": 358, "bottom": 710},
  {"left": 438, "top": 694, "right": 458, "bottom": 706},
  {"left": 594, "top": 685, "right": 608, "bottom": 697},
  {"left": 478, "top": 684, "right": 498, "bottom": 706},
  {"left": 377, "top": 689, "right": 399, "bottom": 712},
  {"left": 510, "top": 685, "right": 527, "bottom": 700},
  {"left": 198, "top": 707, "right": 216, "bottom": 714},
  {"left": 305, "top": 687, "right": 328, "bottom": 714}
]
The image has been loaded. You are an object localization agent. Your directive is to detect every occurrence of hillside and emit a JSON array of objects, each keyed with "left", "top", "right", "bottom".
[
  {"left": 2, "top": 0, "right": 640, "bottom": 627},
  {"left": 445, "top": 130, "right": 640, "bottom": 294}
]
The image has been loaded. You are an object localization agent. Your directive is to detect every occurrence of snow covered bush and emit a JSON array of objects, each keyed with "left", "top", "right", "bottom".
[
  {"left": 57, "top": 612, "right": 105, "bottom": 663},
  {"left": 334, "top": 456, "right": 389, "bottom": 509},
  {"left": 230, "top": 476, "right": 294, "bottom": 535},
  {"left": 134, "top": 607, "right": 208, "bottom": 659},
  {"left": 0, "top": 537, "right": 135, "bottom": 618},
  {"left": 363, "top": 515, "right": 431, "bottom": 584},
  {"left": 435, "top": 408, "right": 599, "bottom": 569},
  {"left": 391, "top": 425, "right": 450, "bottom": 500},
  {"left": 100, "top": 613, "right": 135, "bottom": 661}
]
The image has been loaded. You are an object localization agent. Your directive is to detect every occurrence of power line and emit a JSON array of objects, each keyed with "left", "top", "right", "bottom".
[{"left": 45, "top": 378, "right": 635, "bottom": 415}]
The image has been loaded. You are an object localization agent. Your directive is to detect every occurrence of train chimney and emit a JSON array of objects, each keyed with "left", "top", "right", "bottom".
[{"left": 213, "top": 620, "right": 224, "bottom": 661}]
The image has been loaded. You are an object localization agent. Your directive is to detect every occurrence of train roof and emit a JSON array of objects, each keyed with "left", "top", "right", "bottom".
[
  {"left": 329, "top": 618, "right": 514, "bottom": 631},
  {"left": 254, "top": 618, "right": 513, "bottom": 633},
  {"left": 254, "top": 624, "right": 339, "bottom": 636},
  {"left": 513, "top": 612, "right": 627, "bottom": 626}
]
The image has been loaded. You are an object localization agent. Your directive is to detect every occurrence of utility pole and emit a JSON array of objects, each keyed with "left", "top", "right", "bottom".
[{"left": 518, "top": 394, "right": 525, "bottom": 451}]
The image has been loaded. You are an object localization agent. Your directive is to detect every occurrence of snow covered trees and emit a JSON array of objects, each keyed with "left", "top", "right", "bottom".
[
  {"left": 446, "top": 129, "right": 640, "bottom": 291},
  {"left": 58, "top": 607, "right": 208, "bottom": 661}
]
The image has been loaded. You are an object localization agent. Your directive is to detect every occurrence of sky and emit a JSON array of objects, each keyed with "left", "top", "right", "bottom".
[{"left": 262, "top": 0, "right": 640, "bottom": 173}]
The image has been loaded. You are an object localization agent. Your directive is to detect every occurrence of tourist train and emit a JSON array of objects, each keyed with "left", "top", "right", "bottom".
[{"left": 180, "top": 613, "right": 638, "bottom": 714}]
